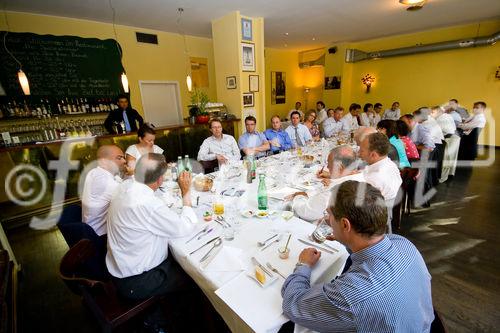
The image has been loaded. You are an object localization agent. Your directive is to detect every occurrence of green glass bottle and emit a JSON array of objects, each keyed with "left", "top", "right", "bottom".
[
  {"left": 184, "top": 155, "right": 192, "bottom": 173},
  {"left": 257, "top": 174, "right": 268, "bottom": 211},
  {"left": 177, "top": 156, "right": 184, "bottom": 173}
]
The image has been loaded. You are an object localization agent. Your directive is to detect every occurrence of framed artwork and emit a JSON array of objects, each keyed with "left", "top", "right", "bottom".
[
  {"left": 325, "top": 76, "right": 341, "bottom": 90},
  {"left": 271, "top": 71, "right": 286, "bottom": 104},
  {"left": 241, "top": 42, "right": 255, "bottom": 72},
  {"left": 243, "top": 92, "right": 254, "bottom": 107},
  {"left": 241, "top": 18, "right": 252, "bottom": 41},
  {"left": 249, "top": 75, "right": 259, "bottom": 92},
  {"left": 226, "top": 76, "right": 237, "bottom": 89}
]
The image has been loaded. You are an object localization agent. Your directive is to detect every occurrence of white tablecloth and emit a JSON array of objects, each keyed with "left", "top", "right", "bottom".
[{"left": 168, "top": 147, "right": 349, "bottom": 333}]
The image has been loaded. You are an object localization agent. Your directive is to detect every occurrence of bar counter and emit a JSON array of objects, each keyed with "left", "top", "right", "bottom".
[{"left": 0, "top": 118, "right": 240, "bottom": 229}]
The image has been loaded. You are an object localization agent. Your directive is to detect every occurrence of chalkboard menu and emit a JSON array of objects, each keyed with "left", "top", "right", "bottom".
[{"left": 0, "top": 31, "right": 125, "bottom": 97}]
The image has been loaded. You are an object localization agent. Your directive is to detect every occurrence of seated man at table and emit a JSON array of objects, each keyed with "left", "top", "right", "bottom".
[
  {"left": 238, "top": 115, "right": 270, "bottom": 158},
  {"left": 285, "top": 111, "right": 312, "bottom": 147},
  {"left": 341, "top": 103, "right": 361, "bottom": 132},
  {"left": 198, "top": 118, "right": 241, "bottom": 169},
  {"left": 281, "top": 180, "right": 434, "bottom": 332},
  {"left": 82, "top": 145, "right": 126, "bottom": 237},
  {"left": 287, "top": 101, "right": 304, "bottom": 121},
  {"left": 286, "top": 145, "right": 364, "bottom": 222},
  {"left": 322, "top": 106, "right": 345, "bottom": 138},
  {"left": 359, "top": 132, "right": 402, "bottom": 202},
  {"left": 264, "top": 115, "right": 293, "bottom": 154}
]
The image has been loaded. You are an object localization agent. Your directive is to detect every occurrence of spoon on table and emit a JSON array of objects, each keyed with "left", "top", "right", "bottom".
[{"left": 199, "top": 238, "right": 223, "bottom": 263}]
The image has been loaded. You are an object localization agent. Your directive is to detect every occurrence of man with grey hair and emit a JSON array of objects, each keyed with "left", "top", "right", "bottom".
[
  {"left": 286, "top": 145, "right": 365, "bottom": 222},
  {"left": 106, "top": 153, "right": 197, "bottom": 303}
]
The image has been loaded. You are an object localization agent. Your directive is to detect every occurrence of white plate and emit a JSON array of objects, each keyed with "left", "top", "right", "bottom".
[
  {"left": 240, "top": 209, "right": 255, "bottom": 218},
  {"left": 246, "top": 271, "right": 278, "bottom": 288},
  {"left": 256, "top": 210, "right": 269, "bottom": 218},
  {"left": 281, "top": 211, "right": 294, "bottom": 221}
]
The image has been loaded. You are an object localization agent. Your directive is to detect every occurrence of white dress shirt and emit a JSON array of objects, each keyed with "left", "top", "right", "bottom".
[
  {"left": 458, "top": 112, "right": 486, "bottom": 135},
  {"left": 435, "top": 113, "right": 456, "bottom": 136},
  {"left": 360, "top": 112, "right": 380, "bottom": 127},
  {"left": 363, "top": 157, "right": 402, "bottom": 201},
  {"left": 341, "top": 113, "right": 360, "bottom": 132},
  {"left": 382, "top": 108, "right": 401, "bottom": 120},
  {"left": 292, "top": 173, "right": 366, "bottom": 222},
  {"left": 322, "top": 117, "right": 345, "bottom": 137},
  {"left": 197, "top": 134, "right": 241, "bottom": 161},
  {"left": 285, "top": 123, "right": 312, "bottom": 146},
  {"left": 316, "top": 108, "right": 328, "bottom": 124},
  {"left": 423, "top": 118, "right": 444, "bottom": 144},
  {"left": 106, "top": 180, "right": 197, "bottom": 278},
  {"left": 125, "top": 144, "right": 164, "bottom": 160},
  {"left": 82, "top": 166, "right": 121, "bottom": 236}
]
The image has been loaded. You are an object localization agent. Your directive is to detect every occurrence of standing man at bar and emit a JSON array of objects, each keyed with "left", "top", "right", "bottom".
[
  {"left": 104, "top": 94, "right": 144, "bottom": 134},
  {"left": 285, "top": 111, "right": 312, "bottom": 147},
  {"left": 264, "top": 115, "right": 293, "bottom": 154}
]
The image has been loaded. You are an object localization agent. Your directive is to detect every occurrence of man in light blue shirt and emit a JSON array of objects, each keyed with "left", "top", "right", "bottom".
[
  {"left": 238, "top": 115, "right": 270, "bottom": 158},
  {"left": 264, "top": 115, "right": 292, "bottom": 153},
  {"left": 401, "top": 114, "right": 435, "bottom": 151},
  {"left": 281, "top": 180, "right": 434, "bottom": 332},
  {"left": 285, "top": 111, "right": 312, "bottom": 147},
  {"left": 322, "top": 107, "right": 346, "bottom": 137}
]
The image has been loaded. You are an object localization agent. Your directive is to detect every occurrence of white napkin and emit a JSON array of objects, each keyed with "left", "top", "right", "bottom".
[{"left": 201, "top": 245, "right": 245, "bottom": 272}]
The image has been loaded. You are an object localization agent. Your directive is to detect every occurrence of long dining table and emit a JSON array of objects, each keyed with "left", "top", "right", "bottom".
[{"left": 165, "top": 139, "right": 353, "bottom": 333}]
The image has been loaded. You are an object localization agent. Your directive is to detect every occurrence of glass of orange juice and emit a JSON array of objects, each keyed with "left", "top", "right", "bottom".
[{"left": 213, "top": 195, "right": 225, "bottom": 215}]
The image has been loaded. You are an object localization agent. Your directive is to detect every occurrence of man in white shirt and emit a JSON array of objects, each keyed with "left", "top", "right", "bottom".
[
  {"left": 416, "top": 108, "right": 445, "bottom": 186},
  {"left": 106, "top": 153, "right": 197, "bottom": 301},
  {"left": 285, "top": 111, "right": 312, "bottom": 147},
  {"left": 315, "top": 101, "right": 328, "bottom": 124},
  {"left": 382, "top": 102, "right": 401, "bottom": 120},
  {"left": 197, "top": 118, "right": 241, "bottom": 165},
  {"left": 82, "top": 145, "right": 126, "bottom": 236},
  {"left": 359, "top": 133, "right": 402, "bottom": 202},
  {"left": 431, "top": 106, "right": 456, "bottom": 137},
  {"left": 286, "top": 145, "right": 365, "bottom": 222},
  {"left": 458, "top": 101, "right": 487, "bottom": 161},
  {"left": 341, "top": 103, "right": 361, "bottom": 132},
  {"left": 322, "top": 107, "right": 345, "bottom": 138},
  {"left": 287, "top": 101, "right": 304, "bottom": 121}
]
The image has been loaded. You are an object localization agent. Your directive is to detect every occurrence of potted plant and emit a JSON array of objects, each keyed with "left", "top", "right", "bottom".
[{"left": 190, "top": 89, "right": 210, "bottom": 124}]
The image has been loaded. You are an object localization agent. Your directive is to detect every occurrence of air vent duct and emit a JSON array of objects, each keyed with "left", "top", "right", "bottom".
[
  {"left": 346, "top": 30, "right": 500, "bottom": 63},
  {"left": 136, "top": 32, "right": 158, "bottom": 44}
]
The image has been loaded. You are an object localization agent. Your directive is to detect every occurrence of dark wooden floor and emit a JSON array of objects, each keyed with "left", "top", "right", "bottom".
[{"left": 5, "top": 148, "right": 500, "bottom": 332}]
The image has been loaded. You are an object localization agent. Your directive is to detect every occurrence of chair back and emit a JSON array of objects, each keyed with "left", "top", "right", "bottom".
[
  {"left": 58, "top": 203, "right": 82, "bottom": 226},
  {"left": 59, "top": 239, "right": 108, "bottom": 295}
]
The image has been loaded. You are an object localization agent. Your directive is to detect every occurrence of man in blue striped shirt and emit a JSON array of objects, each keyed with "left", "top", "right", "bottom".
[{"left": 281, "top": 180, "right": 434, "bottom": 332}]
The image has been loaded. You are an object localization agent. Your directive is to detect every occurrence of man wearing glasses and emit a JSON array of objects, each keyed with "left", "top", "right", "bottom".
[{"left": 82, "top": 145, "right": 127, "bottom": 237}]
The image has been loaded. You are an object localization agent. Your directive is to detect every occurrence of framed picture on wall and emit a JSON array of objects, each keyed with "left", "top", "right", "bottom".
[
  {"left": 241, "top": 42, "right": 255, "bottom": 72},
  {"left": 325, "top": 76, "right": 341, "bottom": 90},
  {"left": 271, "top": 71, "right": 286, "bottom": 104},
  {"left": 249, "top": 75, "right": 259, "bottom": 92},
  {"left": 241, "top": 18, "right": 252, "bottom": 41},
  {"left": 226, "top": 76, "right": 237, "bottom": 89},
  {"left": 243, "top": 92, "right": 254, "bottom": 107}
]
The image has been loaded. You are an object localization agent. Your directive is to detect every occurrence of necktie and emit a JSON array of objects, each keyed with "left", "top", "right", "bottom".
[
  {"left": 123, "top": 110, "right": 131, "bottom": 132},
  {"left": 294, "top": 127, "right": 303, "bottom": 147}
]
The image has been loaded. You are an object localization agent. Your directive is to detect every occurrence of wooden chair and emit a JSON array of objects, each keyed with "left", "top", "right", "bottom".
[
  {"left": 59, "top": 239, "right": 159, "bottom": 333},
  {"left": 200, "top": 160, "right": 219, "bottom": 174}
]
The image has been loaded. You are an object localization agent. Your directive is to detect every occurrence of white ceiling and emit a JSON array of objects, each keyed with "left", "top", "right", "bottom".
[{"left": 4, "top": 0, "right": 500, "bottom": 50}]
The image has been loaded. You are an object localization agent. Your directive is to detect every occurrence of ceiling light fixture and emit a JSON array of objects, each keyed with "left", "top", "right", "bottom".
[
  {"left": 399, "top": 0, "right": 427, "bottom": 11},
  {"left": 177, "top": 8, "right": 193, "bottom": 92},
  {"left": 2, "top": 7, "right": 30, "bottom": 95},
  {"left": 109, "top": 0, "right": 129, "bottom": 93},
  {"left": 284, "top": 32, "right": 289, "bottom": 36}
]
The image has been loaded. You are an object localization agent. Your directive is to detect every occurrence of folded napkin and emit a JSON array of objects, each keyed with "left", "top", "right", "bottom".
[{"left": 201, "top": 245, "right": 245, "bottom": 272}]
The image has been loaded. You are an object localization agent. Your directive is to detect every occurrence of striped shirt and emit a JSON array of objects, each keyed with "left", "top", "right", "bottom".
[{"left": 281, "top": 234, "right": 434, "bottom": 332}]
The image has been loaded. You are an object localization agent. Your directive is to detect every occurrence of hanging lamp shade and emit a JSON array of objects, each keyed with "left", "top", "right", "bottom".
[
  {"left": 186, "top": 74, "right": 193, "bottom": 92},
  {"left": 121, "top": 72, "right": 129, "bottom": 93},
  {"left": 18, "top": 69, "right": 30, "bottom": 95}
]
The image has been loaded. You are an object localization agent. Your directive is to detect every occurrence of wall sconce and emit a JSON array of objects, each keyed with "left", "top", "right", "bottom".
[
  {"left": 495, "top": 66, "right": 500, "bottom": 80},
  {"left": 361, "top": 74, "right": 375, "bottom": 93}
]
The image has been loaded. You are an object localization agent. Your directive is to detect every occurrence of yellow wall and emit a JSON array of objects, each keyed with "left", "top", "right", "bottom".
[
  {"left": 328, "top": 20, "right": 500, "bottom": 145},
  {"left": 264, "top": 48, "right": 324, "bottom": 125},
  {"left": 0, "top": 11, "right": 217, "bottom": 119}
]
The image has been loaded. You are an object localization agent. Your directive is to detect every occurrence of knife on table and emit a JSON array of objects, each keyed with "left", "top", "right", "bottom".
[{"left": 189, "top": 237, "right": 220, "bottom": 256}]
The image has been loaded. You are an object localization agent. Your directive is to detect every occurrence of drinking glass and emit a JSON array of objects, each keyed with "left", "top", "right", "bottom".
[
  {"left": 311, "top": 212, "right": 333, "bottom": 243},
  {"left": 213, "top": 195, "right": 225, "bottom": 215}
]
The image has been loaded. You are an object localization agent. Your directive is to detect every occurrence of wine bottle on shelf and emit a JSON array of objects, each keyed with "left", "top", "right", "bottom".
[
  {"left": 78, "top": 121, "right": 86, "bottom": 137},
  {"left": 45, "top": 99, "right": 53, "bottom": 115},
  {"left": 41, "top": 99, "right": 48, "bottom": 115},
  {"left": 84, "top": 98, "right": 91, "bottom": 113}
]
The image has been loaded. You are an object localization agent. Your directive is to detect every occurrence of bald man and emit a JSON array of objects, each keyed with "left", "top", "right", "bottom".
[{"left": 82, "top": 145, "right": 126, "bottom": 236}]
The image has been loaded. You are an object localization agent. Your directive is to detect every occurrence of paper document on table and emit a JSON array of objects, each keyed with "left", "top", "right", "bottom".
[
  {"left": 268, "top": 186, "right": 301, "bottom": 201},
  {"left": 215, "top": 271, "right": 288, "bottom": 333},
  {"left": 201, "top": 246, "right": 245, "bottom": 272}
]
